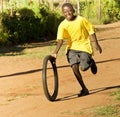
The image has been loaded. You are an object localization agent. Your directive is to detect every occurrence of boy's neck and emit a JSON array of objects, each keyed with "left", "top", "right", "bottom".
[{"left": 67, "top": 15, "right": 77, "bottom": 21}]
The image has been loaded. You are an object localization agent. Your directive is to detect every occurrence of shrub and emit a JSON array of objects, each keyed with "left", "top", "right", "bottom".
[
  {"left": 0, "top": 0, "right": 119, "bottom": 46},
  {"left": 101, "top": 0, "right": 120, "bottom": 24},
  {"left": 0, "top": 4, "right": 64, "bottom": 46}
]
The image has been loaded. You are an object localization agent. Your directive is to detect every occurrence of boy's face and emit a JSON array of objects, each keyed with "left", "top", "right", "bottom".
[{"left": 62, "top": 6, "right": 74, "bottom": 21}]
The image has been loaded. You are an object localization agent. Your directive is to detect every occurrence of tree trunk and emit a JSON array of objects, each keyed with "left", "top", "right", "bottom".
[
  {"left": 63, "top": 0, "right": 69, "bottom": 3},
  {"left": 9, "top": 0, "right": 13, "bottom": 16},
  {"left": 49, "top": 0, "right": 54, "bottom": 10},
  {"left": 40, "top": 0, "right": 44, "bottom": 4},
  {"left": 77, "top": 0, "right": 80, "bottom": 15},
  {"left": 38, "top": 0, "right": 41, "bottom": 6},
  {"left": 1, "top": 0, "right": 3, "bottom": 13},
  {"left": 98, "top": 0, "right": 101, "bottom": 21}
]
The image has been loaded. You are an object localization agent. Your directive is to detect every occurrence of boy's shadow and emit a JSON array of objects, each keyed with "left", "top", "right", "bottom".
[{"left": 55, "top": 85, "right": 120, "bottom": 101}]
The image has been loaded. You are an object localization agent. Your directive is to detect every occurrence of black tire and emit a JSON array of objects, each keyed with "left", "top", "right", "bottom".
[{"left": 42, "top": 55, "right": 58, "bottom": 101}]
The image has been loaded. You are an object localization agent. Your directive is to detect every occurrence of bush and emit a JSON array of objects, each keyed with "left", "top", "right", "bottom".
[
  {"left": 0, "top": 5, "right": 64, "bottom": 46},
  {"left": 1, "top": 0, "right": 119, "bottom": 46},
  {"left": 101, "top": 0, "right": 120, "bottom": 24},
  {"left": 76, "top": 0, "right": 120, "bottom": 24}
]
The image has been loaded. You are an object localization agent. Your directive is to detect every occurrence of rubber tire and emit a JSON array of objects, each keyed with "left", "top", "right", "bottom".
[{"left": 42, "top": 55, "right": 58, "bottom": 101}]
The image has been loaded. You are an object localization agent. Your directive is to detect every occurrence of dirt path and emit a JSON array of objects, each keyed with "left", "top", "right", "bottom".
[{"left": 0, "top": 22, "right": 120, "bottom": 117}]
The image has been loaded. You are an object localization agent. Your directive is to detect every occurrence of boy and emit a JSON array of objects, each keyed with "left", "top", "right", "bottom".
[{"left": 52, "top": 3, "right": 102, "bottom": 96}]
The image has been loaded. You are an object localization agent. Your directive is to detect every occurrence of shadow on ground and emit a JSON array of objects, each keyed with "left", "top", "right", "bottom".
[
  {"left": 56, "top": 85, "right": 120, "bottom": 102},
  {"left": 0, "top": 57, "right": 119, "bottom": 78}
]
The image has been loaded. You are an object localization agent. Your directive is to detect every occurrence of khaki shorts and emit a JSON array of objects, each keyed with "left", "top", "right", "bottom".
[{"left": 66, "top": 49, "right": 92, "bottom": 71}]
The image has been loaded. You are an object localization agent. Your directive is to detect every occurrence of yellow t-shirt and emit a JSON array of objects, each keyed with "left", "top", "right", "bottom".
[{"left": 57, "top": 16, "right": 95, "bottom": 55}]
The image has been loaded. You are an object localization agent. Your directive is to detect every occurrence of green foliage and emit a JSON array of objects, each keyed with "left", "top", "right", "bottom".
[
  {"left": 94, "top": 105, "right": 120, "bottom": 117},
  {"left": 0, "top": 3, "right": 64, "bottom": 46},
  {"left": 101, "top": 0, "right": 120, "bottom": 24},
  {"left": 0, "top": 32, "right": 11, "bottom": 46},
  {"left": 80, "top": 1, "right": 98, "bottom": 23},
  {"left": 111, "top": 88, "right": 120, "bottom": 100},
  {"left": 78, "top": 0, "right": 120, "bottom": 24},
  {"left": 0, "top": 0, "right": 120, "bottom": 46}
]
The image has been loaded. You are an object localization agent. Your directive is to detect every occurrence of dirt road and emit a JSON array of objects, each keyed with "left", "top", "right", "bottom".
[{"left": 0, "top": 22, "right": 120, "bottom": 117}]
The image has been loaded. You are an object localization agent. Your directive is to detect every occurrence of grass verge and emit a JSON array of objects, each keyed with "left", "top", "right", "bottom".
[
  {"left": 0, "top": 41, "right": 66, "bottom": 58},
  {"left": 60, "top": 88, "right": 120, "bottom": 117}
]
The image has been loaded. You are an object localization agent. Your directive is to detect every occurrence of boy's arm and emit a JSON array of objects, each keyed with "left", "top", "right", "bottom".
[
  {"left": 90, "top": 33, "right": 102, "bottom": 54},
  {"left": 52, "top": 40, "right": 63, "bottom": 58}
]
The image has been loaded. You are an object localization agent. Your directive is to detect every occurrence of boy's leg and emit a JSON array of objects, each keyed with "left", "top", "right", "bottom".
[
  {"left": 71, "top": 63, "right": 89, "bottom": 96},
  {"left": 79, "top": 52, "right": 97, "bottom": 74},
  {"left": 66, "top": 50, "right": 89, "bottom": 96},
  {"left": 79, "top": 52, "right": 91, "bottom": 71}
]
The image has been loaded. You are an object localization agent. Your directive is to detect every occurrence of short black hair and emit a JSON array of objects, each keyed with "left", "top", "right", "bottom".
[{"left": 62, "top": 3, "right": 75, "bottom": 13}]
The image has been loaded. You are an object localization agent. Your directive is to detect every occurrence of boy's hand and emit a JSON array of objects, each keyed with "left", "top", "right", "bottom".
[
  {"left": 95, "top": 44, "right": 102, "bottom": 54},
  {"left": 51, "top": 53, "right": 57, "bottom": 58}
]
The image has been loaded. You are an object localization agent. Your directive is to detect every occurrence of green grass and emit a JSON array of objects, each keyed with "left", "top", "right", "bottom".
[
  {"left": 7, "top": 93, "right": 31, "bottom": 102},
  {"left": 61, "top": 104, "right": 120, "bottom": 117},
  {"left": 110, "top": 88, "right": 120, "bottom": 100},
  {"left": 60, "top": 110, "right": 84, "bottom": 116},
  {"left": 90, "top": 88, "right": 120, "bottom": 117},
  {"left": 0, "top": 41, "right": 66, "bottom": 58},
  {"left": 60, "top": 88, "right": 120, "bottom": 117},
  {"left": 91, "top": 104, "right": 120, "bottom": 117}
]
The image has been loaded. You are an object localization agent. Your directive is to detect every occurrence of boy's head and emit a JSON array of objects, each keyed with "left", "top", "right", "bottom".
[{"left": 62, "top": 3, "right": 75, "bottom": 21}]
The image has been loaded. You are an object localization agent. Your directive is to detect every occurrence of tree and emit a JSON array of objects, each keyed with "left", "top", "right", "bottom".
[
  {"left": 49, "top": 0, "right": 54, "bottom": 10},
  {"left": 63, "top": 0, "right": 69, "bottom": 3},
  {"left": 98, "top": 0, "right": 101, "bottom": 21},
  {"left": 77, "top": 0, "right": 80, "bottom": 15},
  {"left": 0, "top": 0, "right": 3, "bottom": 13},
  {"left": 9, "top": 0, "right": 13, "bottom": 16}
]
